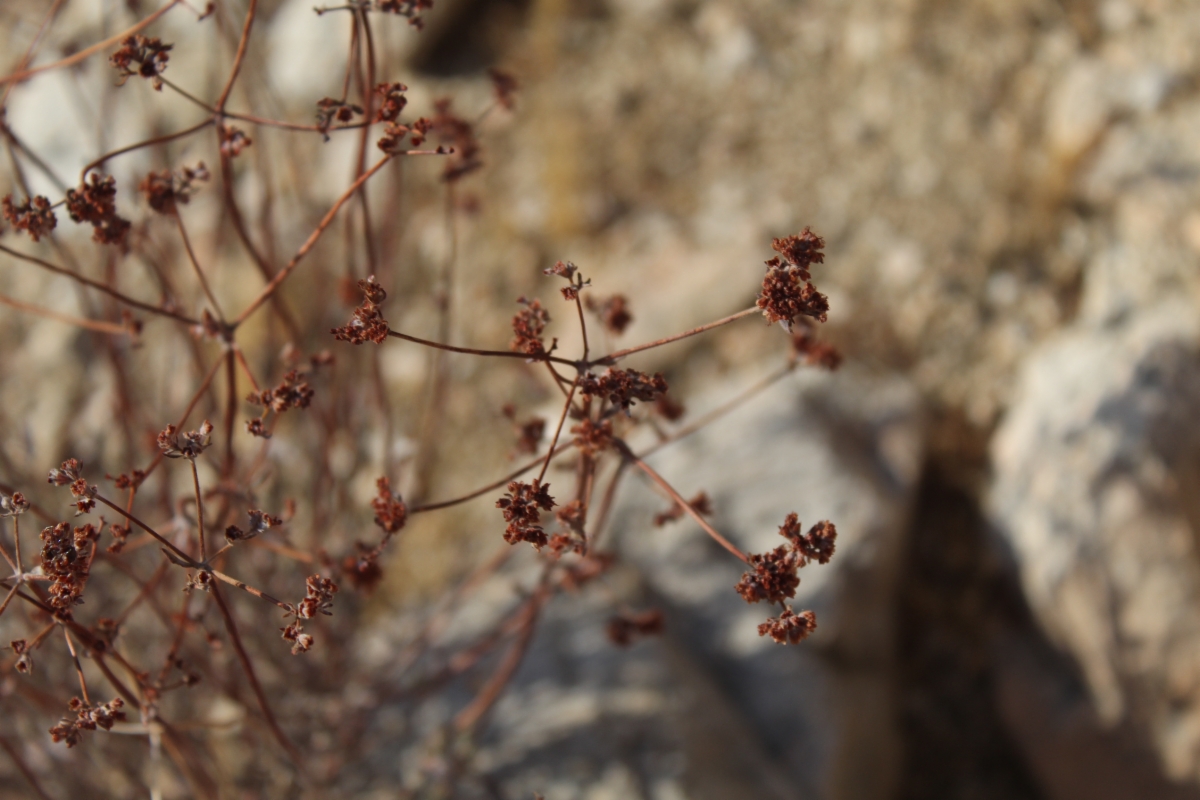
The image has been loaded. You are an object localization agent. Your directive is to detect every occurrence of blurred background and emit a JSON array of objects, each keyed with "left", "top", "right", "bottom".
[{"left": 4, "top": 0, "right": 1200, "bottom": 798}]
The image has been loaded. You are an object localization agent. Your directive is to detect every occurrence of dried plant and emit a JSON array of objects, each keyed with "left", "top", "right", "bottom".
[{"left": 0, "top": 2, "right": 842, "bottom": 796}]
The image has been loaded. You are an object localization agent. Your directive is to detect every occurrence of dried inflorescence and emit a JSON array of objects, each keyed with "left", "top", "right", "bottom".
[
  {"left": 791, "top": 324, "right": 842, "bottom": 370},
  {"left": 49, "top": 698, "right": 126, "bottom": 747},
  {"left": 372, "top": 477, "right": 408, "bottom": 534},
  {"left": 586, "top": 294, "right": 632, "bottom": 335},
  {"left": 280, "top": 575, "right": 338, "bottom": 655},
  {"left": 11, "top": 639, "right": 33, "bottom": 674},
  {"left": 377, "top": 117, "right": 434, "bottom": 154},
  {"left": 579, "top": 368, "right": 668, "bottom": 410},
  {"left": 332, "top": 277, "right": 391, "bottom": 345},
  {"left": 544, "top": 260, "right": 591, "bottom": 301},
  {"left": 511, "top": 296, "right": 551, "bottom": 356},
  {"left": 65, "top": 174, "right": 131, "bottom": 246},
  {"left": 157, "top": 420, "right": 214, "bottom": 459},
  {"left": 502, "top": 405, "right": 546, "bottom": 455},
  {"left": 653, "top": 491, "right": 712, "bottom": 527},
  {"left": 2, "top": 194, "right": 57, "bottom": 241},
  {"left": 219, "top": 124, "right": 252, "bottom": 157},
  {"left": 571, "top": 417, "right": 613, "bottom": 456},
  {"left": 140, "top": 163, "right": 209, "bottom": 215},
  {"left": 48, "top": 459, "right": 97, "bottom": 515},
  {"left": 316, "top": 97, "right": 363, "bottom": 137},
  {"left": 376, "top": 0, "right": 434, "bottom": 28},
  {"left": 758, "top": 607, "right": 817, "bottom": 645},
  {"left": 780, "top": 514, "right": 838, "bottom": 565},
  {"left": 225, "top": 509, "right": 282, "bottom": 543},
  {"left": 40, "top": 522, "right": 97, "bottom": 612},
  {"left": 246, "top": 370, "right": 315, "bottom": 437},
  {"left": 757, "top": 228, "right": 829, "bottom": 329},
  {"left": 497, "top": 480, "right": 556, "bottom": 548},
  {"left": 110, "top": 35, "right": 172, "bottom": 88},
  {"left": 606, "top": 609, "right": 665, "bottom": 647},
  {"left": 430, "top": 99, "right": 481, "bottom": 181},
  {"left": 374, "top": 82, "right": 409, "bottom": 122},
  {"left": 0, "top": 490, "right": 30, "bottom": 517}
]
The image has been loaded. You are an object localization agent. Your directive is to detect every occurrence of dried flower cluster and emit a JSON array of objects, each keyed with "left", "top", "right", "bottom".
[
  {"left": 109, "top": 35, "right": 172, "bottom": 88},
  {"left": 49, "top": 698, "right": 126, "bottom": 747},
  {"left": 40, "top": 522, "right": 96, "bottom": 612},
  {"left": 156, "top": 420, "right": 214, "bottom": 459},
  {"left": 757, "top": 228, "right": 830, "bottom": 328},
  {"left": 510, "top": 296, "right": 551, "bottom": 355},
  {"left": 734, "top": 514, "right": 836, "bottom": 644},
  {"left": 65, "top": 174, "right": 131, "bottom": 246},
  {"left": 579, "top": 367, "right": 668, "bottom": 410},
  {"left": 2, "top": 194, "right": 57, "bottom": 241},
  {"left": 140, "top": 162, "right": 209, "bottom": 214},
  {"left": 496, "top": 480, "right": 556, "bottom": 548},
  {"left": 332, "top": 277, "right": 391, "bottom": 345}
]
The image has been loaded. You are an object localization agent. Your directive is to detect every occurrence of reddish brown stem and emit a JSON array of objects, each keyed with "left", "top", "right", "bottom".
[{"left": 590, "top": 306, "right": 758, "bottom": 366}]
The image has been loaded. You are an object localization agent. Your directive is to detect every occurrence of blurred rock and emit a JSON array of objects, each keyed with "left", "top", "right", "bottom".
[
  {"left": 610, "top": 366, "right": 924, "bottom": 800},
  {"left": 990, "top": 300, "right": 1200, "bottom": 785}
]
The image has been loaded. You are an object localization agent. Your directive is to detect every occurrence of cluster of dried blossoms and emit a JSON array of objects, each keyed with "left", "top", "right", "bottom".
[{"left": 0, "top": 1, "right": 844, "bottom": 794}]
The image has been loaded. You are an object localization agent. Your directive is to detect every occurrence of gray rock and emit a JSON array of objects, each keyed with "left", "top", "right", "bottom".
[{"left": 990, "top": 300, "right": 1200, "bottom": 784}]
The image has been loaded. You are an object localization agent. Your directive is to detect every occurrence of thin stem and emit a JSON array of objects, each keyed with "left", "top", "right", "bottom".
[
  {"left": 386, "top": 328, "right": 577, "bottom": 367},
  {"left": 614, "top": 438, "right": 749, "bottom": 563},
  {"left": 63, "top": 628, "right": 91, "bottom": 704},
  {"left": 231, "top": 345, "right": 262, "bottom": 394},
  {"left": 93, "top": 495, "right": 196, "bottom": 566},
  {"left": 0, "top": 736, "right": 53, "bottom": 800},
  {"left": 0, "top": 0, "right": 68, "bottom": 108},
  {"left": 208, "top": 569, "right": 291, "bottom": 611},
  {"left": 638, "top": 362, "right": 794, "bottom": 459},
  {"left": 0, "top": 584, "right": 19, "bottom": 619},
  {"left": 207, "top": 583, "right": 303, "bottom": 766},
  {"left": 575, "top": 293, "right": 589, "bottom": 361},
  {"left": 215, "top": 0, "right": 258, "bottom": 112},
  {"left": 537, "top": 380, "right": 577, "bottom": 484},
  {"left": 410, "top": 443, "right": 575, "bottom": 514},
  {"left": 189, "top": 460, "right": 207, "bottom": 562},
  {"left": 590, "top": 306, "right": 758, "bottom": 366},
  {"left": 0, "top": 291, "right": 132, "bottom": 335},
  {"left": 175, "top": 214, "right": 225, "bottom": 323},
  {"left": 0, "top": 243, "right": 200, "bottom": 326},
  {"left": 81, "top": 118, "right": 214, "bottom": 179},
  {"left": 233, "top": 154, "right": 393, "bottom": 326},
  {"left": 0, "top": 0, "right": 184, "bottom": 86}
]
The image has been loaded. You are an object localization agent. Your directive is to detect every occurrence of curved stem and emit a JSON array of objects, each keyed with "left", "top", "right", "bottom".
[{"left": 590, "top": 306, "right": 758, "bottom": 366}]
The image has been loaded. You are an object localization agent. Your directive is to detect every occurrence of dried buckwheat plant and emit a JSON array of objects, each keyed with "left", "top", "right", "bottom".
[{"left": 0, "top": 2, "right": 840, "bottom": 796}]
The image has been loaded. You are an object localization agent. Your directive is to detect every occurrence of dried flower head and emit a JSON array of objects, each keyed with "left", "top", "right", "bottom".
[
  {"left": 65, "top": 174, "right": 131, "bottom": 246},
  {"left": 49, "top": 697, "right": 126, "bottom": 747},
  {"left": 248, "top": 370, "right": 314, "bottom": 414},
  {"left": 40, "top": 522, "right": 92, "bottom": 610},
  {"left": 374, "top": 81, "right": 409, "bottom": 122},
  {"left": 496, "top": 480, "right": 556, "bottom": 548},
  {"left": 11, "top": 639, "right": 32, "bottom": 674},
  {"left": 281, "top": 622, "right": 314, "bottom": 655},
  {"left": 511, "top": 296, "right": 550, "bottom": 356},
  {"left": 790, "top": 325, "right": 842, "bottom": 370},
  {"left": 157, "top": 420, "right": 213, "bottom": 459},
  {"left": 586, "top": 294, "right": 632, "bottom": 335},
  {"left": 579, "top": 368, "right": 668, "bottom": 410},
  {"left": 431, "top": 98, "right": 480, "bottom": 181},
  {"left": 2, "top": 194, "right": 57, "bottom": 241},
  {"left": 606, "top": 609, "right": 665, "bottom": 646},
  {"left": 0, "top": 491, "right": 30, "bottom": 517},
  {"left": 110, "top": 35, "right": 172, "bottom": 89},
  {"left": 219, "top": 124, "right": 252, "bottom": 157},
  {"left": 758, "top": 228, "right": 829, "bottom": 328},
  {"left": 316, "top": 97, "right": 363, "bottom": 137},
  {"left": 376, "top": 0, "right": 434, "bottom": 28},
  {"left": 758, "top": 607, "right": 817, "bottom": 645},
  {"left": 140, "top": 162, "right": 209, "bottom": 215},
  {"left": 225, "top": 508, "right": 282, "bottom": 543},
  {"left": 571, "top": 417, "right": 613, "bottom": 456},
  {"left": 332, "top": 277, "right": 390, "bottom": 345},
  {"left": 734, "top": 544, "right": 802, "bottom": 604},
  {"left": 296, "top": 574, "right": 339, "bottom": 619},
  {"left": 654, "top": 393, "right": 685, "bottom": 421},
  {"left": 377, "top": 117, "right": 434, "bottom": 153},
  {"left": 781, "top": 515, "right": 837, "bottom": 565},
  {"left": 371, "top": 477, "right": 408, "bottom": 534},
  {"left": 342, "top": 543, "right": 385, "bottom": 593}
]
